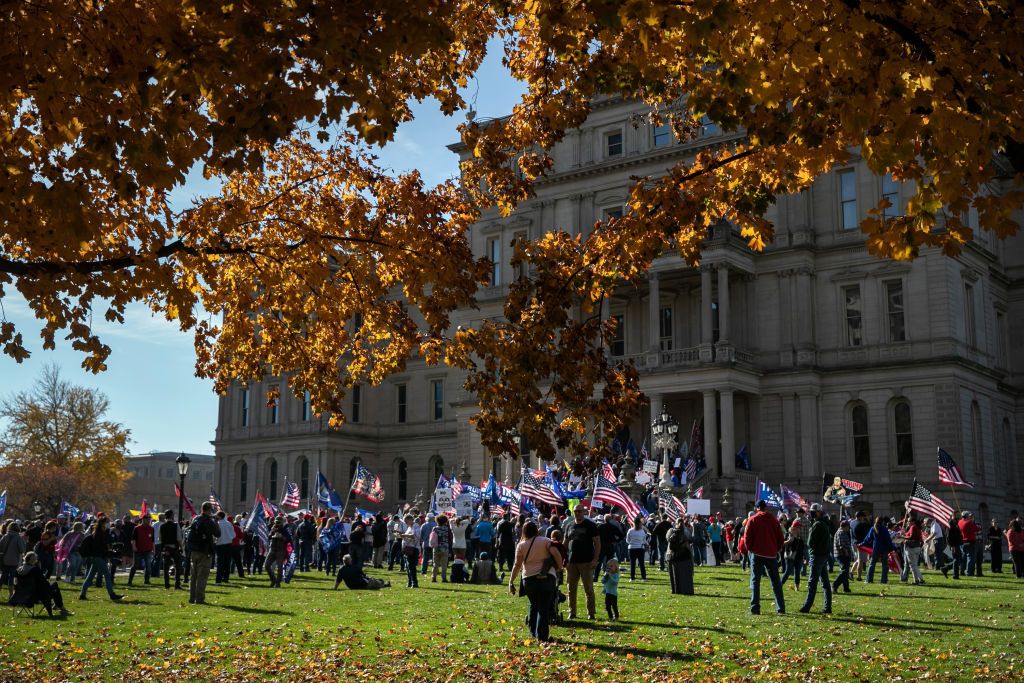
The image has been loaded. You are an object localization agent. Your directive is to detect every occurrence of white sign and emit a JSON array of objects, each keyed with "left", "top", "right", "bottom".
[
  {"left": 674, "top": 458, "right": 681, "bottom": 468},
  {"left": 635, "top": 471, "right": 652, "bottom": 486},
  {"left": 686, "top": 498, "right": 711, "bottom": 516},
  {"left": 642, "top": 459, "right": 659, "bottom": 474},
  {"left": 434, "top": 488, "right": 453, "bottom": 511},
  {"left": 455, "top": 493, "right": 473, "bottom": 518}
]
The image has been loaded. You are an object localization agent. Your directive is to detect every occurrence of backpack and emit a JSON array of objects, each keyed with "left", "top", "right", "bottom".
[{"left": 187, "top": 517, "right": 214, "bottom": 553}]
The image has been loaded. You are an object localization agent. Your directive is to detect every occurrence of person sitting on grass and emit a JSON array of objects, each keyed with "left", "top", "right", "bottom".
[
  {"left": 469, "top": 552, "right": 502, "bottom": 585},
  {"left": 334, "top": 554, "right": 390, "bottom": 590},
  {"left": 9, "top": 551, "right": 70, "bottom": 617}
]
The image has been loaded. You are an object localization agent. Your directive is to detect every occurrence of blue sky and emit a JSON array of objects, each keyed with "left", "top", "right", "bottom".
[{"left": 1, "top": 43, "right": 526, "bottom": 457}]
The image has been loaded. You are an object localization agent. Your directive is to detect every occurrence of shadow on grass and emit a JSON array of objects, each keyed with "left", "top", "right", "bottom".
[
  {"left": 218, "top": 604, "right": 291, "bottom": 616},
  {"left": 418, "top": 586, "right": 492, "bottom": 594},
  {"left": 563, "top": 640, "right": 696, "bottom": 662}
]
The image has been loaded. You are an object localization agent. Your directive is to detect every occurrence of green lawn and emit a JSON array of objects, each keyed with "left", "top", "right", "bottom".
[{"left": 1, "top": 561, "right": 1021, "bottom": 682}]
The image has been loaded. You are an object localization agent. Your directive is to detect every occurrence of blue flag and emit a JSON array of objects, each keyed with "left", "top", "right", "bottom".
[
  {"left": 316, "top": 470, "right": 344, "bottom": 511},
  {"left": 755, "top": 479, "right": 785, "bottom": 510},
  {"left": 735, "top": 446, "right": 752, "bottom": 471},
  {"left": 0, "top": 490, "right": 6, "bottom": 517},
  {"left": 484, "top": 474, "right": 502, "bottom": 505},
  {"left": 61, "top": 501, "right": 81, "bottom": 518}
]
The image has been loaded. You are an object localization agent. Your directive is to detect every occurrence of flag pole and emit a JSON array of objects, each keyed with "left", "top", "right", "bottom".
[
  {"left": 946, "top": 483, "right": 962, "bottom": 517},
  {"left": 342, "top": 469, "right": 358, "bottom": 517}
]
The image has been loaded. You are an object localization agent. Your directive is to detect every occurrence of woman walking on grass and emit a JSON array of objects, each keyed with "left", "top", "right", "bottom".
[
  {"left": 862, "top": 517, "right": 897, "bottom": 585},
  {"left": 508, "top": 520, "right": 562, "bottom": 642}
]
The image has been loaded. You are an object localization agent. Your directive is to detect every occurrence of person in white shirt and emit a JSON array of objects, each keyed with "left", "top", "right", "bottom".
[
  {"left": 214, "top": 511, "right": 235, "bottom": 584},
  {"left": 388, "top": 515, "right": 406, "bottom": 571},
  {"left": 626, "top": 517, "right": 650, "bottom": 581}
]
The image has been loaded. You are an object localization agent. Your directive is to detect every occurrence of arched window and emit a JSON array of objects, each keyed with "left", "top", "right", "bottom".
[
  {"left": 269, "top": 459, "right": 278, "bottom": 500},
  {"left": 1003, "top": 418, "right": 1014, "bottom": 480},
  {"left": 299, "top": 458, "right": 310, "bottom": 499},
  {"left": 851, "top": 403, "right": 870, "bottom": 468},
  {"left": 970, "top": 401, "right": 983, "bottom": 474},
  {"left": 239, "top": 462, "right": 248, "bottom": 502},
  {"left": 893, "top": 400, "right": 914, "bottom": 466},
  {"left": 397, "top": 460, "right": 408, "bottom": 500},
  {"left": 431, "top": 456, "right": 445, "bottom": 484}
]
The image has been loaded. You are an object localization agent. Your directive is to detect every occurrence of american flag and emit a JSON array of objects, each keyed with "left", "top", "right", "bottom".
[
  {"left": 780, "top": 484, "right": 807, "bottom": 511},
  {"left": 593, "top": 474, "right": 643, "bottom": 521},
  {"left": 937, "top": 448, "right": 975, "bottom": 488},
  {"left": 280, "top": 481, "right": 300, "bottom": 509},
  {"left": 640, "top": 440, "right": 649, "bottom": 460},
  {"left": 256, "top": 491, "right": 275, "bottom": 520},
  {"left": 451, "top": 478, "right": 464, "bottom": 498},
  {"left": 521, "top": 468, "right": 563, "bottom": 506},
  {"left": 244, "top": 497, "right": 270, "bottom": 553},
  {"left": 208, "top": 488, "right": 223, "bottom": 512},
  {"left": 908, "top": 480, "right": 954, "bottom": 528},
  {"left": 694, "top": 486, "right": 704, "bottom": 499},
  {"left": 657, "top": 489, "right": 686, "bottom": 522},
  {"left": 351, "top": 463, "right": 385, "bottom": 503},
  {"left": 684, "top": 457, "right": 697, "bottom": 482},
  {"left": 601, "top": 460, "right": 616, "bottom": 481}
]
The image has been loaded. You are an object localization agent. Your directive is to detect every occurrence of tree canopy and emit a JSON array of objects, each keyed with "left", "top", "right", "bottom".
[
  {"left": 2, "top": 1, "right": 1021, "bottom": 467},
  {"left": 0, "top": 365, "right": 131, "bottom": 515}
]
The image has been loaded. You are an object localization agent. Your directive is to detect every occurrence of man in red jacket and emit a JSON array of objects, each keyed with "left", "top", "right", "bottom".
[
  {"left": 958, "top": 512, "right": 981, "bottom": 577},
  {"left": 742, "top": 500, "right": 786, "bottom": 615}
]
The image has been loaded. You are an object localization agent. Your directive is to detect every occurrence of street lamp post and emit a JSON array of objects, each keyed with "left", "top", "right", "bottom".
[
  {"left": 651, "top": 409, "right": 679, "bottom": 490},
  {"left": 176, "top": 452, "right": 191, "bottom": 521}
]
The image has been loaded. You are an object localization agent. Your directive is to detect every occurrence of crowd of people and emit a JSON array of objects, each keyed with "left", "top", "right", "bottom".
[{"left": 2, "top": 492, "right": 1022, "bottom": 643}]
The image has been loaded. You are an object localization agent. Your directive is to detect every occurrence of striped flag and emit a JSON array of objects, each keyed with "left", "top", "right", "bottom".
[
  {"left": 244, "top": 497, "right": 270, "bottom": 553},
  {"left": 908, "top": 480, "right": 954, "bottom": 528},
  {"left": 694, "top": 486, "right": 704, "bottom": 499},
  {"left": 521, "top": 468, "right": 563, "bottom": 506},
  {"left": 937, "top": 448, "right": 975, "bottom": 488},
  {"left": 174, "top": 483, "right": 197, "bottom": 518},
  {"left": 280, "top": 481, "right": 300, "bottom": 509},
  {"left": 352, "top": 463, "right": 385, "bottom": 503},
  {"left": 208, "top": 488, "right": 223, "bottom": 512},
  {"left": 601, "top": 460, "right": 616, "bottom": 482},
  {"left": 684, "top": 457, "right": 697, "bottom": 482},
  {"left": 657, "top": 489, "right": 686, "bottom": 522},
  {"left": 497, "top": 483, "right": 521, "bottom": 517},
  {"left": 256, "top": 491, "right": 275, "bottom": 520},
  {"left": 593, "top": 474, "right": 643, "bottom": 521}
]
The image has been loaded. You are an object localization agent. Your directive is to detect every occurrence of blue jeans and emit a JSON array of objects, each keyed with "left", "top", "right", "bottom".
[
  {"left": 65, "top": 552, "right": 83, "bottom": 583},
  {"left": 866, "top": 551, "right": 889, "bottom": 583},
  {"left": 749, "top": 554, "right": 785, "bottom": 614},
  {"left": 801, "top": 553, "right": 832, "bottom": 612},
  {"left": 961, "top": 541, "right": 976, "bottom": 576},
  {"left": 406, "top": 550, "right": 420, "bottom": 587},
  {"left": 80, "top": 557, "right": 116, "bottom": 598},
  {"left": 832, "top": 555, "right": 851, "bottom": 592},
  {"left": 781, "top": 548, "right": 805, "bottom": 588},
  {"left": 299, "top": 541, "right": 313, "bottom": 572},
  {"left": 420, "top": 546, "right": 433, "bottom": 575},
  {"left": 129, "top": 551, "right": 153, "bottom": 584}
]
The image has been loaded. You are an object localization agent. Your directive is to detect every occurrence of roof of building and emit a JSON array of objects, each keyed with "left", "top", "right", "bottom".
[{"left": 127, "top": 451, "right": 215, "bottom": 463}]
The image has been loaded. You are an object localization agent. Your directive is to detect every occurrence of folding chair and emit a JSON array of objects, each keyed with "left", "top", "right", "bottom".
[{"left": 11, "top": 600, "right": 45, "bottom": 618}]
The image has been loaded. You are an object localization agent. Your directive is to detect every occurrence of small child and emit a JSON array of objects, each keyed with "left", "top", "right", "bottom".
[
  {"left": 602, "top": 558, "right": 620, "bottom": 621},
  {"left": 450, "top": 550, "right": 468, "bottom": 584}
]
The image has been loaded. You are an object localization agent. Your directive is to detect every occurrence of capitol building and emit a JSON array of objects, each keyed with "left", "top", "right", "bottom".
[{"left": 213, "top": 98, "right": 1023, "bottom": 525}]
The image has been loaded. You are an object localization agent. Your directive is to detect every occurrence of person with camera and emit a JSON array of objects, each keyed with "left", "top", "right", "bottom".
[{"left": 508, "top": 520, "right": 563, "bottom": 642}]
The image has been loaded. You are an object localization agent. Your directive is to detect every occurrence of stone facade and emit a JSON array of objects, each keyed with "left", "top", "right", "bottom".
[
  {"left": 214, "top": 97, "right": 1024, "bottom": 524},
  {"left": 119, "top": 451, "right": 215, "bottom": 516}
]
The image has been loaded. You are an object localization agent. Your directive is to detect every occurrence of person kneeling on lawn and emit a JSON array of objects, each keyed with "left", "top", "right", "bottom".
[{"left": 334, "top": 554, "right": 390, "bottom": 590}]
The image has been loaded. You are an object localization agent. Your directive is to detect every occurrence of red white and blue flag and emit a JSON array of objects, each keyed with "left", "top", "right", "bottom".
[
  {"left": 908, "top": 480, "right": 954, "bottom": 528},
  {"left": 657, "top": 489, "right": 686, "bottom": 522},
  {"left": 208, "top": 488, "right": 223, "bottom": 512},
  {"left": 174, "top": 483, "right": 197, "bottom": 518},
  {"left": 521, "top": 468, "right": 562, "bottom": 506},
  {"left": 280, "top": 481, "right": 301, "bottom": 509},
  {"left": 601, "top": 460, "right": 616, "bottom": 482},
  {"left": 694, "top": 486, "right": 704, "bottom": 499},
  {"left": 937, "top": 448, "right": 975, "bottom": 488},
  {"left": 593, "top": 474, "right": 643, "bottom": 520},
  {"left": 352, "top": 463, "right": 385, "bottom": 503}
]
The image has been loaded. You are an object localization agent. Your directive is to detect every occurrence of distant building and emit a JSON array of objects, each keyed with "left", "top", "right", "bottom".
[{"left": 118, "top": 451, "right": 215, "bottom": 516}]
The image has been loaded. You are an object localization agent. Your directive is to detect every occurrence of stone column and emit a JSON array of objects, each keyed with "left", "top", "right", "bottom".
[
  {"left": 799, "top": 393, "right": 821, "bottom": 478},
  {"left": 701, "top": 266, "right": 713, "bottom": 344},
  {"left": 702, "top": 389, "right": 719, "bottom": 477},
  {"left": 717, "top": 264, "right": 730, "bottom": 342},
  {"left": 720, "top": 389, "right": 736, "bottom": 477},
  {"left": 648, "top": 272, "right": 661, "bottom": 355}
]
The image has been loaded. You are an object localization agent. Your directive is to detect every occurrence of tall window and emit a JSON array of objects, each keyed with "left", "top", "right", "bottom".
[
  {"left": 964, "top": 283, "right": 976, "bottom": 346},
  {"left": 489, "top": 238, "right": 501, "bottom": 286},
  {"left": 606, "top": 131, "right": 623, "bottom": 157},
  {"left": 301, "top": 390, "right": 310, "bottom": 421},
  {"left": 712, "top": 301, "right": 720, "bottom": 343},
  {"left": 843, "top": 285, "right": 863, "bottom": 347},
  {"left": 852, "top": 404, "right": 871, "bottom": 468},
  {"left": 241, "top": 388, "right": 250, "bottom": 427},
  {"left": 396, "top": 384, "right": 407, "bottom": 423},
  {"left": 894, "top": 401, "right": 914, "bottom": 466},
  {"left": 432, "top": 379, "right": 444, "bottom": 421},
  {"left": 659, "top": 306, "right": 673, "bottom": 351},
  {"left": 610, "top": 314, "right": 625, "bottom": 356},
  {"left": 603, "top": 207, "right": 624, "bottom": 221},
  {"left": 239, "top": 462, "right": 248, "bottom": 501},
  {"left": 996, "top": 312, "right": 1007, "bottom": 367},
  {"left": 839, "top": 169, "right": 857, "bottom": 230},
  {"left": 299, "top": 458, "right": 309, "bottom": 499},
  {"left": 512, "top": 232, "right": 527, "bottom": 281},
  {"left": 397, "top": 460, "right": 408, "bottom": 500},
  {"left": 432, "top": 456, "right": 445, "bottom": 483},
  {"left": 885, "top": 280, "right": 906, "bottom": 342},
  {"left": 351, "top": 385, "right": 361, "bottom": 423},
  {"left": 971, "top": 401, "right": 982, "bottom": 474},
  {"left": 653, "top": 123, "right": 671, "bottom": 147},
  {"left": 269, "top": 385, "right": 279, "bottom": 424},
  {"left": 882, "top": 174, "right": 902, "bottom": 218},
  {"left": 269, "top": 459, "right": 278, "bottom": 500}
]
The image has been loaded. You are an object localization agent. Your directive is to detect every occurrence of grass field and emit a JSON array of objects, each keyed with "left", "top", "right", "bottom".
[{"left": 0, "top": 560, "right": 1021, "bottom": 682}]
